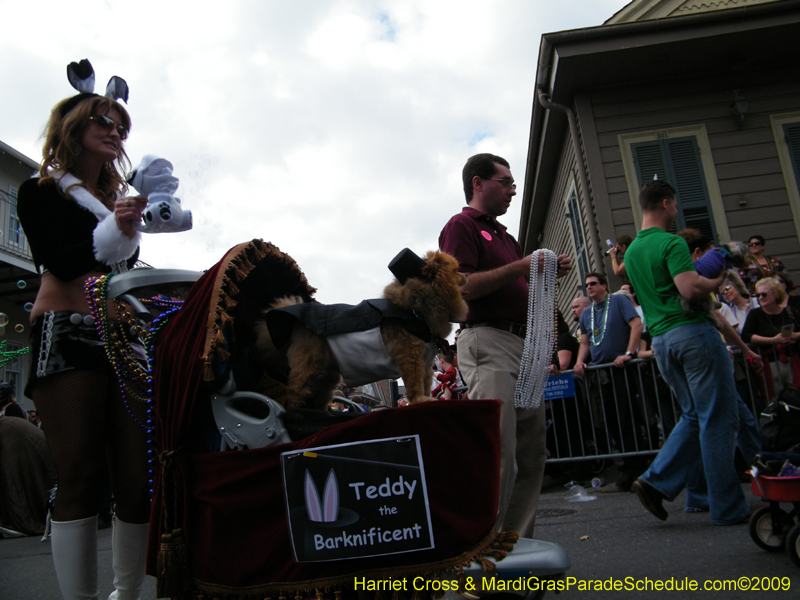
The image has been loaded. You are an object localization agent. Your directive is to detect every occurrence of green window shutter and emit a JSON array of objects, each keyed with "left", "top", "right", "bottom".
[
  {"left": 566, "top": 188, "right": 590, "bottom": 290},
  {"left": 785, "top": 123, "right": 800, "bottom": 192},
  {"left": 632, "top": 137, "right": 717, "bottom": 243}
]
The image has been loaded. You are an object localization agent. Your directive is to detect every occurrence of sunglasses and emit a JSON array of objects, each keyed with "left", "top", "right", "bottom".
[
  {"left": 749, "top": 242, "right": 763, "bottom": 247},
  {"left": 585, "top": 281, "right": 600, "bottom": 287},
  {"left": 756, "top": 292, "right": 770, "bottom": 299},
  {"left": 488, "top": 177, "right": 517, "bottom": 190},
  {"left": 89, "top": 115, "right": 128, "bottom": 140}
]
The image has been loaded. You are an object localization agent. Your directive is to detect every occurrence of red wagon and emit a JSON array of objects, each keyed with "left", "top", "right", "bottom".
[{"left": 749, "top": 471, "right": 800, "bottom": 566}]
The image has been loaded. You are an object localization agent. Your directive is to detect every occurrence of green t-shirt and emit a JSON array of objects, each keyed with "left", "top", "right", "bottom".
[{"left": 625, "top": 227, "right": 706, "bottom": 337}]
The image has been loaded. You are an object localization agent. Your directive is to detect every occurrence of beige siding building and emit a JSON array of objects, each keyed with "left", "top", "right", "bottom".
[
  {"left": 0, "top": 140, "right": 39, "bottom": 401},
  {"left": 520, "top": 0, "right": 800, "bottom": 314}
]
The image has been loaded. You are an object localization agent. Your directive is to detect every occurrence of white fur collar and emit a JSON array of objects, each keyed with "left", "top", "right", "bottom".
[
  {"left": 52, "top": 170, "right": 115, "bottom": 220},
  {"left": 49, "top": 169, "right": 141, "bottom": 269}
]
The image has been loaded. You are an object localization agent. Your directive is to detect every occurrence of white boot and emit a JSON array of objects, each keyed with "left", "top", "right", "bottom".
[
  {"left": 108, "top": 517, "right": 149, "bottom": 600},
  {"left": 50, "top": 515, "right": 99, "bottom": 600}
]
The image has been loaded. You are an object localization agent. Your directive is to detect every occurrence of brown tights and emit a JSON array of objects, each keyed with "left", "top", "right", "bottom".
[{"left": 33, "top": 370, "right": 151, "bottom": 524}]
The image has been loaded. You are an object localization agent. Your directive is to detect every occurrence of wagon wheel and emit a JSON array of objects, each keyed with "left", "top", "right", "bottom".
[
  {"left": 749, "top": 507, "right": 791, "bottom": 552},
  {"left": 787, "top": 523, "right": 800, "bottom": 567}
]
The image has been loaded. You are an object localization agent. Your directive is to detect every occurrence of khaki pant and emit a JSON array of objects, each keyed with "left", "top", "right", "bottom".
[{"left": 457, "top": 326, "right": 546, "bottom": 537}]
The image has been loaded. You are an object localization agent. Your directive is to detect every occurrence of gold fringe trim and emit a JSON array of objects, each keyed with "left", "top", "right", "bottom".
[
  {"left": 200, "top": 239, "right": 316, "bottom": 383},
  {"left": 156, "top": 528, "right": 194, "bottom": 599},
  {"left": 185, "top": 529, "right": 518, "bottom": 600}
]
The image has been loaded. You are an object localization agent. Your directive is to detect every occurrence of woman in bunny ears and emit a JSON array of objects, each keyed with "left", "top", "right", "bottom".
[{"left": 17, "top": 60, "right": 149, "bottom": 600}]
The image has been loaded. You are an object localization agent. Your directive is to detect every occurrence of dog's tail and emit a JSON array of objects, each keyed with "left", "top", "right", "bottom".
[{"left": 253, "top": 295, "right": 305, "bottom": 365}]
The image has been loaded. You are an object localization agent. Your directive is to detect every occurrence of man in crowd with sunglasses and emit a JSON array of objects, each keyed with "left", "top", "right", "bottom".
[
  {"left": 439, "top": 153, "right": 570, "bottom": 537},
  {"left": 573, "top": 273, "right": 647, "bottom": 492},
  {"left": 624, "top": 180, "right": 751, "bottom": 526}
]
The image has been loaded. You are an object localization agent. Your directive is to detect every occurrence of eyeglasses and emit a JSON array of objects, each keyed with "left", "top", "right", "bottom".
[
  {"left": 489, "top": 178, "right": 517, "bottom": 190},
  {"left": 749, "top": 242, "right": 763, "bottom": 247},
  {"left": 585, "top": 281, "right": 600, "bottom": 287},
  {"left": 756, "top": 292, "right": 769, "bottom": 299},
  {"left": 89, "top": 115, "right": 128, "bottom": 140},
  {"left": 723, "top": 285, "right": 732, "bottom": 292}
]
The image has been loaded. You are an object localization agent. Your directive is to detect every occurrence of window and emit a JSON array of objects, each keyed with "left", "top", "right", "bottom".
[
  {"left": 565, "top": 184, "right": 590, "bottom": 290},
  {"left": 1, "top": 340, "right": 23, "bottom": 394},
  {"left": 618, "top": 124, "right": 729, "bottom": 242},
  {"left": 7, "top": 186, "right": 23, "bottom": 247},
  {"left": 785, "top": 121, "right": 800, "bottom": 177},
  {"left": 631, "top": 137, "right": 717, "bottom": 242},
  {"left": 770, "top": 113, "right": 800, "bottom": 243}
]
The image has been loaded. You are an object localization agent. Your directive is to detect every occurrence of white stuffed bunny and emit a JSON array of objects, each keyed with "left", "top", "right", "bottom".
[{"left": 128, "top": 155, "right": 192, "bottom": 233}]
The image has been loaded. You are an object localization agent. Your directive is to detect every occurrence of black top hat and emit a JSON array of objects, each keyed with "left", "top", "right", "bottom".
[{"left": 388, "top": 248, "right": 426, "bottom": 284}]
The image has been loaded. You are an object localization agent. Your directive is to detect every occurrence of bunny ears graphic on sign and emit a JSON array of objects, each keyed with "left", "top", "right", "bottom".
[{"left": 127, "top": 156, "right": 193, "bottom": 234}]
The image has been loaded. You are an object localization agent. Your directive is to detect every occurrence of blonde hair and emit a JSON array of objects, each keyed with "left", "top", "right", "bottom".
[
  {"left": 39, "top": 95, "right": 131, "bottom": 205},
  {"left": 756, "top": 277, "right": 786, "bottom": 304}
]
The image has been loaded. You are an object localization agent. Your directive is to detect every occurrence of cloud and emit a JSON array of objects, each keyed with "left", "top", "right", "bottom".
[{"left": 1, "top": 0, "right": 629, "bottom": 308}]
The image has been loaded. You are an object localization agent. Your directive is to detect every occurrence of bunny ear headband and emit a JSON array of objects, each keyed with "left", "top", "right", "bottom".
[{"left": 60, "top": 59, "right": 129, "bottom": 116}]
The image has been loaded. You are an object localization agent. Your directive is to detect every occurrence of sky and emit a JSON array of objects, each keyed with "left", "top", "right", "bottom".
[{"left": 1, "top": 0, "right": 629, "bottom": 306}]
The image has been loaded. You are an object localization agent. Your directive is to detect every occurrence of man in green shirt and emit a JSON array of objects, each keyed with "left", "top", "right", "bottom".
[{"left": 624, "top": 180, "right": 749, "bottom": 525}]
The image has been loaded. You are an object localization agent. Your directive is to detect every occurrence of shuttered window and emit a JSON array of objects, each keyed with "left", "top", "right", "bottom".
[
  {"left": 566, "top": 186, "right": 590, "bottom": 290},
  {"left": 7, "top": 186, "right": 24, "bottom": 248},
  {"left": 632, "top": 137, "right": 717, "bottom": 243},
  {"left": 785, "top": 123, "right": 800, "bottom": 193}
]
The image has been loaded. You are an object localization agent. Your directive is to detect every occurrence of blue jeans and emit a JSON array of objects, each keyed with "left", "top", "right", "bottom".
[
  {"left": 685, "top": 394, "right": 762, "bottom": 511},
  {"left": 645, "top": 321, "right": 749, "bottom": 525}
]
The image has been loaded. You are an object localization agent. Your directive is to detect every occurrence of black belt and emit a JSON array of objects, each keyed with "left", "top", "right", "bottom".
[{"left": 462, "top": 320, "right": 526, "bottom": 339}]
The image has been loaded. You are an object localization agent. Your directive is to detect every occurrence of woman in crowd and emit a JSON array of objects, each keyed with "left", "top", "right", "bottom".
[
  {"left": 742, "top": 277, "right": 800, "bottom": 396},
  {"left": 721, "top": 277, "right": 757, "bottom": 335},
  {"left": 17, "top": 62, "right": 148, "bottom": 600},
  {"left": 609, "top": 234, "right": 633, "bottom": 278},
  {"left": 740, "top": 234, "right": 794, "bottom": 295}
]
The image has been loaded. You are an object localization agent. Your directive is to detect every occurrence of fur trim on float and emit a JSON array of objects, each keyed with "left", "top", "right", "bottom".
[
  {"left": 53, "top": 170, "right": 141, "bottom": 266},
  {"left": 178, "top": 530, "right": 519, "bottom": 600}
]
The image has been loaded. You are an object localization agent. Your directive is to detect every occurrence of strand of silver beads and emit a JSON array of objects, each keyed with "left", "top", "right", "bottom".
[{"left": 514, "top": 249, "right": 558, "bottom": 409}]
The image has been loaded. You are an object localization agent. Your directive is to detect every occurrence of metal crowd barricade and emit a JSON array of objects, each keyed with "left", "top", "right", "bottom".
[
  {"left": 544, "top": 346, "right": 781, "bottom": 465},
  {"left": 545, "top": 358, "right": 674, "bottom": 463}
]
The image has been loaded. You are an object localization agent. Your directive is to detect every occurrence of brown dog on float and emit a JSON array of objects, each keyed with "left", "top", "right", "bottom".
[{"left": 253, "top": 250, "right": 468, "bottom": 410}]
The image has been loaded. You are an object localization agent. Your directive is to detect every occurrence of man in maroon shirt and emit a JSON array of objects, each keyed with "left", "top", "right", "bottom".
[{"left": 439, "top": 153, "right": 570, "bottom": 536}]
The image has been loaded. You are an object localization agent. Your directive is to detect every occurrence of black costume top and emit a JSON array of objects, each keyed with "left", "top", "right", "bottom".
[
  {"left": 265, "top": 299, "right": 436, "bottom": 387},
  {"left": 17, "top": 172, "right": 140, "bottom": 281},
  {"left": 741, "top": 306, "right": 800, "bottom": 345}
]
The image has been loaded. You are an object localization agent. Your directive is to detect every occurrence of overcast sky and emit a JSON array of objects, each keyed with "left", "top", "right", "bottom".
[{"left": 1, "top": 0, "right": 628, "bottom": 306}]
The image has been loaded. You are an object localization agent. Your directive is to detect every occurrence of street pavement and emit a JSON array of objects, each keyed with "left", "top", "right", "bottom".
[{"left": 1, "top": 474, "right": 798, "bottom": 599}]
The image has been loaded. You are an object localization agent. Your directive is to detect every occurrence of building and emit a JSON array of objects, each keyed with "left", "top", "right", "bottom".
[
  {"left": 520, "top": 0, "right": 800, "bottom": 309},
  {"left": 0, "top": 141, "right": 39, "bottom": 404}
]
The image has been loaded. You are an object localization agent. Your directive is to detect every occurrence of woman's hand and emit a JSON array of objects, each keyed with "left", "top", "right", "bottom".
[{"left": 114, "top": 196, "right": 146, "bottom": 238}]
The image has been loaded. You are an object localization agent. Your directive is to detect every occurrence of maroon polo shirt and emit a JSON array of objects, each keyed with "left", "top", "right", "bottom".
[{"left": 439, "top": 206, "right": 528, "bottom": 324}]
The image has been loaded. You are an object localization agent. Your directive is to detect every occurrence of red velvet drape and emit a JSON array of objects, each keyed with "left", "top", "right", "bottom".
[{"left": 146, "top": 241, "right": 505, "bottom": 596}]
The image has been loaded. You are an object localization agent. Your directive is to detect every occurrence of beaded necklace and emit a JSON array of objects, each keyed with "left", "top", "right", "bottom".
[
  {"left": 515, "top": 249, "right": 558, "bottom": 409},
  {"left": 0, "top": 340, "right": 30, "bottom": 369},
  {"left": 590, "top": 297, "right": 610, "bottom": 346},
  {"left": 85, "top": 274, "right": 184, "bottom": 498}
]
